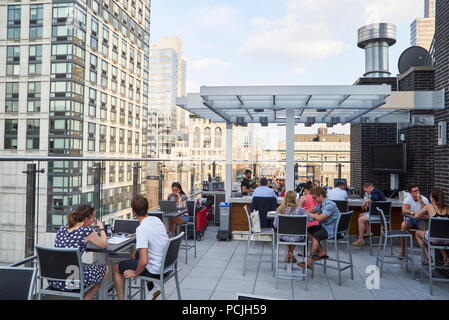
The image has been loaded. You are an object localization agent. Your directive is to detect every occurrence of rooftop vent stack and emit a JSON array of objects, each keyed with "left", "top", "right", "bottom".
[{"left": 357, "top": 23, "right": 397, "bottom": 78}]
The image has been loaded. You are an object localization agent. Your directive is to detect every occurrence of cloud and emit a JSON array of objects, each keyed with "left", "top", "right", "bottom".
[
  {"left": 240, "top": 0, "right": 421, "bottom": 73},
  {"left": 294, "top": 67, "right": 306, "bottom": 74},
  {"left": 241, "top": 11, "right": 348, "bottom": 69},
  {"left": 191, "top": 4, "right": 239, "bottom": 32},
  {"left": 188, "top": 58, "right": 231, "bottom": 71}
]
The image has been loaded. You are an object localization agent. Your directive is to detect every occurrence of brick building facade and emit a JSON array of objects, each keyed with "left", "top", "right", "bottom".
[{"left": 434, "top": 0, "right": 449, "bottom": 204}]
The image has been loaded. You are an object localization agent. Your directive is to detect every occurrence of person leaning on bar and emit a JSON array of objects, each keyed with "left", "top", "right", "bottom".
[{"left": 241, "top": 169, "right": 255, "bottom": 195}]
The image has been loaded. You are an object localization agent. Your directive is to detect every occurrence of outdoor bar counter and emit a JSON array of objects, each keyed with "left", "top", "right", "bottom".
[{"left": 229, "top": 196, "right": 403, "bottom": 235}]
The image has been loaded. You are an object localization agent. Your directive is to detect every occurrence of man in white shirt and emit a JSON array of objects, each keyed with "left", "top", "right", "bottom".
[
  {"left": 399, "top": 184, "right": 429, "bottom": 259},
  {"left": 112, "top": 195, "right": 169, "bottom": 300},
  {"left": 326, "top": 182, "right": 348, "bottom": 201}
]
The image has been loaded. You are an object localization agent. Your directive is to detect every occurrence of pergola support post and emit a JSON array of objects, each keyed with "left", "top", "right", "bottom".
[
  {"left": 286, "top": 109, "right": 295, "bottom": 192},
  {"left": 225, "top": 122, "right": 233, "bottom": 202}
]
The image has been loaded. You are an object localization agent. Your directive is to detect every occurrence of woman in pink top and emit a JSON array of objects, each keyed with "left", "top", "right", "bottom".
[{"left": 298, "top": 184, "right": 317, "bottom": 211}]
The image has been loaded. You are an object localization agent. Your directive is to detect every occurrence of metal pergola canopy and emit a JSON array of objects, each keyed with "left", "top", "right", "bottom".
[{"left": 176, "top": 85, "right": 444, "bottom": 125}]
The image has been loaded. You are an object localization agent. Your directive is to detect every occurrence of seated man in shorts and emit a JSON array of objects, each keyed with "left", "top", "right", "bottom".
[
  {"left": 299, "top": 186, "right": 341, "bottom": 269},
  {"left": 399, "top": 184, "right": 429, "bottom": 259},
  {"left": 112, "top": 195, "right": 169, "bottom": 300},
  {"left": 351, "top": 182, "right": 386, "bottom": 246}
]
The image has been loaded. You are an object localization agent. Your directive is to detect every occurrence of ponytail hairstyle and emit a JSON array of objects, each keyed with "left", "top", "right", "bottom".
[
  {"left": 430, "top": 190, "right": 446, "bottom": 211},
  {"left": 278, "top": 191, "right": 297, "bottom": 214},
  {"left": 66, "top": 204, "right": 95, "bottom": 228},
  {"left": 171, "top": 182, "right": 186, "bottom": 196}
]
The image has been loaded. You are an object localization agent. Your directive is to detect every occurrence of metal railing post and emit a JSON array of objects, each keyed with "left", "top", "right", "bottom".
[
  {"left": 93, "top": 162, "right": 104, "bottom": 219},
  {"left": 22, "top": 164, "right": 44, "bottom": 266},
  {"left": 133, "top": 162, "right": 141, "bottom": 198}
]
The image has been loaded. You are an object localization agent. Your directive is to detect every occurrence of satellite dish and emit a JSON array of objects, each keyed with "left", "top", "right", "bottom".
[{"left": 398, "top": 46, "right": 432, "bottom": 74}]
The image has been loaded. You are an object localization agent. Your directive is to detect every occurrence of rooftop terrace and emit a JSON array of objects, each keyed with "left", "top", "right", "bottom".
[{"left": 122, "top": 226, "right": 449, "bottom": 300}]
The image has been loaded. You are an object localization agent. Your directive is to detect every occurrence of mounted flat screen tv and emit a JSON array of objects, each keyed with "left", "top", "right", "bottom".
[{"left": 372, "top": 144, "right": 407, "bottom": 172}]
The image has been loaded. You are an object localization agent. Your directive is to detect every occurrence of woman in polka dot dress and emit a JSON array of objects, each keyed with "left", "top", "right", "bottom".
[{"left": 48, "top": 205, "right": 109, "bottom": 300}]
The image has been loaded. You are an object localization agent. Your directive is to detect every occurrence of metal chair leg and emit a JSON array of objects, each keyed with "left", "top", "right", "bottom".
[
  {"left": 175, "top": 269, "right": 181, "bottom": 300},
  {"left": 369, "top": 221, "right": 373, "bottom": 256},
  {"left": 335, "top": 239, "right": 342, "bottom": 286},
  {"left": 429, "top": 246, "right": 433, "bottom": 295},
  {"left": 243, "top": 234, "right": 250, "bottom": 276},
  {"left": 161, "top": 281, "right": 166, "bottom": 300},
  {"left": 380, "top": 236, "right": 388, "bottom": 277},
  {"left": 323, "top": 240, "right": 327, "bottom": 274},
  {"left": 376, "top": 232, "right": 383, "bottom": 267},
  {"left": 275, "top": 242, "right": 279, "bottom": 289},
  {"left": 347, "top": 236, "right": 354, "bottom": 280},
  {"left": 185, "top": 225, "right": 188, "bottom": 265},
  {"left": 409, "top": 236, "right": 415, "bottom": 280},
  {"left": 271, "top": 233, "right": 275, "bottom": 276}
]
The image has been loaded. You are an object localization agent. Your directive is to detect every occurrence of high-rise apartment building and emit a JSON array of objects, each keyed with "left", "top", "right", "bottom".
[
  {"left": 411, "top": 0, "right": 435, "bottom": 50},
  {"left": 148, "top": 36, "right": 188, "bottom": 158},
  {"left": 425, "top": 0, "right": 436, "bottom": 18},
  {"left": 0, "top": 0, "right": 151, "bottom": 263}
]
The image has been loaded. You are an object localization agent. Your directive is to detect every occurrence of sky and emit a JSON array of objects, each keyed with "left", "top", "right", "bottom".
[{"left": 149, "top": 0, "right": 424, "bottom": 146}]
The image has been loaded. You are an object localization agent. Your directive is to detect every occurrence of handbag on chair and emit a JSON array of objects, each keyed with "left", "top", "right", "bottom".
[{"left": 250, "top": 210, "right": 261, "bottom": 233}]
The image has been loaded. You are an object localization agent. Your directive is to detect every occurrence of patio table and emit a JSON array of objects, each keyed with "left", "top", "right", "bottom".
[{"left": 86, "top": 234, "right": 136, "bottom": 300}]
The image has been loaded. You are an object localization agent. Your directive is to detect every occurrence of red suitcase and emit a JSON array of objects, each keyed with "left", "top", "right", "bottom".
[{"left": 196, "top": 207, "right": 208, "bottom": 236}]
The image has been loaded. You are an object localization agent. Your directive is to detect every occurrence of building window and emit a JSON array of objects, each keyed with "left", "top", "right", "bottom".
[
  {"left": 29, "top": 4, "right": 44, "bottom": 39},
  {"left": 88, "top": 122, "right": 96, "bottom": 151},
  {"left": 90, "top": 53, "right": 98, "bottom": 83},
  {"left": 5, "top": 119, "right": 18, "bottom": 149},
  {"left": 28, "top": 81, "right": 41, "bottom": 98},
  {"left": 6, "top": 46, "right": 20, "bottom": 76},
  {"left": 204, "top": 127, "right": 211, "bottom": 148},
  {"left": 26, "top": 119, "right": 40, "bottom": 150},
  {"left": 89, "top": 88, "right": 97, "bottom": 117},
  {"left": 90, "top": 17, "right": 99, "bottom": 51},
  {"left": 214, "top": 127, "right": 222, "bottom": 149},
  {"left": 8, "top": 5, "right": 21, "bottom": 40},
  {"left": 29, "top": 45, "right": 42, "bottom": 75},
  {"left": 6, "top": 82, "right": 19, "bottom": 112}
]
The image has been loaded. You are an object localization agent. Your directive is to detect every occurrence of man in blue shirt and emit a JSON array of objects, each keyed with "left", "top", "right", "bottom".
[
  {"left": 252, "top": 177, "right": 277, "bottom": 198},
  {"left": 298, "top": 186, "right": 341, "bottom": 269},
  {"left": 351, "top": 182, "right": 386, "bottom": 246}
]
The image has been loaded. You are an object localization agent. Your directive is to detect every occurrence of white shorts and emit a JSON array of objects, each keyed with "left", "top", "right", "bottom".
[{"left": 425, "top": 231, "right": 449, "bottom": 245}]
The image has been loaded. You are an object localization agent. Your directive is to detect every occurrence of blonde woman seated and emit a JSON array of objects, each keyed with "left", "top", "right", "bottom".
[
  {"left": 413, "top": 190, "right": 449, "bottom": 265},
  {"left": 273, "top": 191, "right": 312, "bottom": 263}
]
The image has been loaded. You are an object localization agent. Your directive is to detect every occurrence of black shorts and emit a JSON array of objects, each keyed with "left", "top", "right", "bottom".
[
  {"left": 308, "top": 225, "right": 328, "bottom": 241},
  {"left": 118, "top": 250, "right": 160, "bottom": 279}
]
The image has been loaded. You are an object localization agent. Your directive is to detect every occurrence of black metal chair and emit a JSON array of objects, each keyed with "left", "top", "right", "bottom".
[
  {"left": 375, "top": 207, "right": 414, "bottom": 278},
  {"left": 178, "top": 200, "right": 197, "bottom": 264},
  {"left": 35, "top": 245, "right": 95, "bottom": 300},
  {"left": 315, "top": 211, "right": 354, "bottom": 286},
  {"left": 367, "top": 201, "right": 392, "bottom": 256},
  {"left": 332, "top": 200, "right": 348, "bottom": 214},
  {"left": 0, "top": 266, "right": 37, "bottom": 300},
  {"left": 251, "top": 196, "right": 278, "bottom": 228},
  {"left": 421, "top": 217, "right": 449, "bottom": 295},
  {"left": 275, "top": 215, "right": 309, "bottom": 291},
  {"left": 125, "top": 232, "right": 184, "bottom": 300},
  {"left": 243, "top": 205, "right": 275, "bottom": 276}
]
